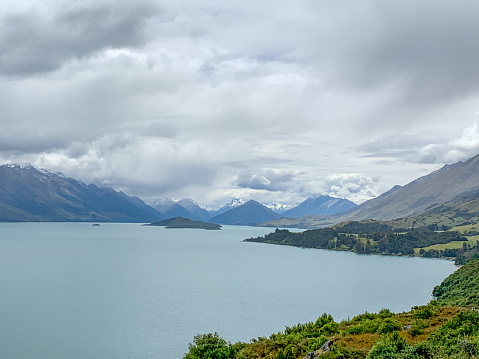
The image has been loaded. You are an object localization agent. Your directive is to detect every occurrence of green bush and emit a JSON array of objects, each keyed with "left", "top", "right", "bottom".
[
  {"left": 378, "top": 318, "right": 402, "bottom": 334},
  {"left": 412, "top": 305, "right": 434, "bottom": 319},
  {"left": 394, "top": 342, "right": 433, "bottom": 359},
  {"left": 408, "top": 319, "right": 430, "bottom": 338},
  {"left": 314, "top": 313, "right": 335, "bottom": 328},
  {"left": 378, "top": 308, "right": 395, "bottom": 318},
  {"left": 366, "top": 332, "right": 408, "bottom": 359},
  {"left": 428, "top": 310, "right": 479, "bottom": 357},
  {"left": 320, "top": 322, "right": 339, "bottom": 336},
  {"left": 184, "top": 333, "right": 233, "bottom": 359},
  {"left": 307, "top": 336, "right": 328, "bottom": 351},
  {"left": 344, "top": 319, "right": 380, "bottom": 335},
  {"left": 407, "top": 326, "right": 423, "bottom": 338}
]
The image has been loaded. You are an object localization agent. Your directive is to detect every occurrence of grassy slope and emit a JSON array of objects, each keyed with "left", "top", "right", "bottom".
[{"left": 388, "top": 193, "right": 479, "bottom": 230}]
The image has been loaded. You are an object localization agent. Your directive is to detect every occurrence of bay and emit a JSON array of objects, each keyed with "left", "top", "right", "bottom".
[{"left": 0, "top": 223, "right": 457, "bottom": 359}]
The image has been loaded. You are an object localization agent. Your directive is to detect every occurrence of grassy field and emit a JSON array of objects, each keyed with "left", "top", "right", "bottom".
[
  {"left": 451, "top": 223, "right": 479, "bottom": 233},
  {"left": 414, "top": 222, "right": 479, "bottom": 253},
  {"left": 415, "top": 236, "right": 478, "bottom": 253}
]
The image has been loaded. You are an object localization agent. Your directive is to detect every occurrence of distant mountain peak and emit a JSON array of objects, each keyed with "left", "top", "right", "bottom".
[
  {"left": 177, "top": 198, "right": 198, "bottom": 204},
  {"left": 265, "top": 202, "right": 298, "bottom": 214},
  {"left": 150, "top": 197, "right": 211, "bottom": 221},
  {"left": 151, "top": 197, "right": 175, "bottom": 207},
  {"left": 282, "top": 195, "right": 357, "bottom": 218},
  {"left": 228, "top": 198, "right": 246, "bottom": 207},
  {"left": 2, "top": 163, "right": 67, "bottom": 179},
  {"left": 210, "top": 199, "right": 280, "bottom": 225},
  {"left": 177, "top": 198, "right": 204, "bottom": 209}
]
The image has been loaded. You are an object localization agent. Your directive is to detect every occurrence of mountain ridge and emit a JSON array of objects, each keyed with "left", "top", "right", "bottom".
[
  {"left": 261, "top": 153, "right": 479, "bottom": 228},
  {"left": 210, "top": 200, "right": 280, "bottom": 225},
  {"left": 0, "top": 165, "right": 163, "bottom": 222}
]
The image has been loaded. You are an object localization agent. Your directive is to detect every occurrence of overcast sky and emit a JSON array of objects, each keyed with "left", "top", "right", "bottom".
[{"left": 1, "top": 0, "right": 479, "bottom": 208}]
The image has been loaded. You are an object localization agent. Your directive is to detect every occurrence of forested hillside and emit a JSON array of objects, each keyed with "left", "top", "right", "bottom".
[{"left": 245, "top": 220, "right": 479, "bottom": 264}]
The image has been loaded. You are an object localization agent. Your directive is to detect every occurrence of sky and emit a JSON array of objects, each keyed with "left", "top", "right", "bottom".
[{"left": 1, "top": 0, "right": 479, "bottom": 209}]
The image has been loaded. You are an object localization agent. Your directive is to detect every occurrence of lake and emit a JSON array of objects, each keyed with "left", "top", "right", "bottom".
[{"left": 0, "top": 223, "right": 457, "bottom": 358}]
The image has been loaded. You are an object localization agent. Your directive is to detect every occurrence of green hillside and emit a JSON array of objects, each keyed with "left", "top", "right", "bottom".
[
  {"left": 184, "top": 260, "right": 479, "bottom": 359},
  {"left": 388, "top": 191, "right": 479, "bottom": 230},
  {"left": 433, "top": 258, "right": 479, "bottom": 307}
]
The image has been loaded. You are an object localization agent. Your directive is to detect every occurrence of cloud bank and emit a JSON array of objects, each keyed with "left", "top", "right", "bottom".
[{"left": 1, "top": 0, "right": 478, "bottom": 208}]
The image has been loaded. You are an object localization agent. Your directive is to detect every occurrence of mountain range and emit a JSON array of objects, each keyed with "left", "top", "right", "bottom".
[
  {"left": 0, "top": 165, "right": 163, "bottom": 222},
  {"left": 150, "top": 196, "right": 356, "bottom": 225},
  {"left": 3, "top": 153, "right": 479, "bottom": 226},
  {"left": 0, "top": 165, "right": 355, "bottom": 223},
  {"left": 151, "top": 198, "right": 282, "bottom": 225},
  {"left": 151, "top": 198, "right": 211, "bottom": 221},
  {"left": 150, "top": 197, "right": 247, "bottom": 221}
]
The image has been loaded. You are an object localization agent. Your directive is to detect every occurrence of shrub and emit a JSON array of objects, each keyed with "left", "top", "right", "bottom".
[
  {"left": 320, "top": 322, "right": 339, "bottom": 336},
  {"left": 413, "top": 305, "right": 434, "bottom": 319},
  {"left": 378, "top": 318, "right": 402, "bottom": 334},
  {"left": 366, "top": 332, "right": 408, "bottom": 359},
  {"left": 378, "top": 308, "right": 394, "bottom": 318},
  {"left": 314, "top": 313, "right": 335, "bottom": 328},
  {"left": 307, "top": 336, "right": 328, "bottom": 351},
  {"left": 184, "top": 333, "right": 232, "bottom": 359}
]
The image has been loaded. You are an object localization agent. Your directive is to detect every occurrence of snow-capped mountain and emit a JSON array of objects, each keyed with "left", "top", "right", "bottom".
[
  {"left": 265, "top": 202, "right": 299, "bottom": 214},
  {"left": 150, "top": 197, "right": 211, "bottom": 221},
  {"left": 282, "top": 195, "right": 357, "bottom": 218},
  {"left": 208, "top": 198, "right": 246, "bottom": 217}
]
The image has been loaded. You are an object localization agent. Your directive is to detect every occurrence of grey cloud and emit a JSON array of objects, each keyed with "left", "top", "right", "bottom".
[
  {"left": 357, "top": 134, "right": 448, "bottom": 159},
  {"left": 324, "top": 174, "right": 379, "bottom": 203},
  {"left": 65, "top": 142, "right": 91, "bottom": 158},
  {"left": 357, "top": 120, "right": 479, "bottom": 166},
  {"left": 138, "top": 122, "right": 179, "bottom": 138},
  {"left": 0, "top": 0, "right": 477, "bottom": 208},
  {"left": 106, "top": 163, "right": 217, "bottom": 199},
  {"left": 329, "top": 1, "right": 479, "bottom": 104},
  {"left": 237, "top": 170, "right": 298, "bottom": 192},
  {"left": 0, "top": 1, "right": 159, "bottom": 76},
  {"left": 237, "top": 174, "right": 272, "bottom": 191},
  {"left": 0, "top": 130, "right": 70, "bottom": 154}
]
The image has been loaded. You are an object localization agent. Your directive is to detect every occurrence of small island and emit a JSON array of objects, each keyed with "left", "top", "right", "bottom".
[{"left": 145, "top": 216, "right": 222, "bottom": 230}]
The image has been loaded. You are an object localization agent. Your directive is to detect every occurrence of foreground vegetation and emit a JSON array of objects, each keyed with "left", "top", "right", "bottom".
[
  {"left": 246, "top": 220, "right": 479, "bottom": 264},
  {"left": 184, "top": 259, "right": 479, "bottom": 359}
]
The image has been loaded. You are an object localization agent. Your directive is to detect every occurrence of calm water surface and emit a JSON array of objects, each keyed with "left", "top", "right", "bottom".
[{"left": 0, "top": 223, "right": 457, "bottom": 358}]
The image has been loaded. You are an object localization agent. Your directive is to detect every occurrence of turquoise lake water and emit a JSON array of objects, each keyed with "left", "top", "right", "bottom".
[{"left": 0, "top": 223, "right": 457, "bottom": 358}]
